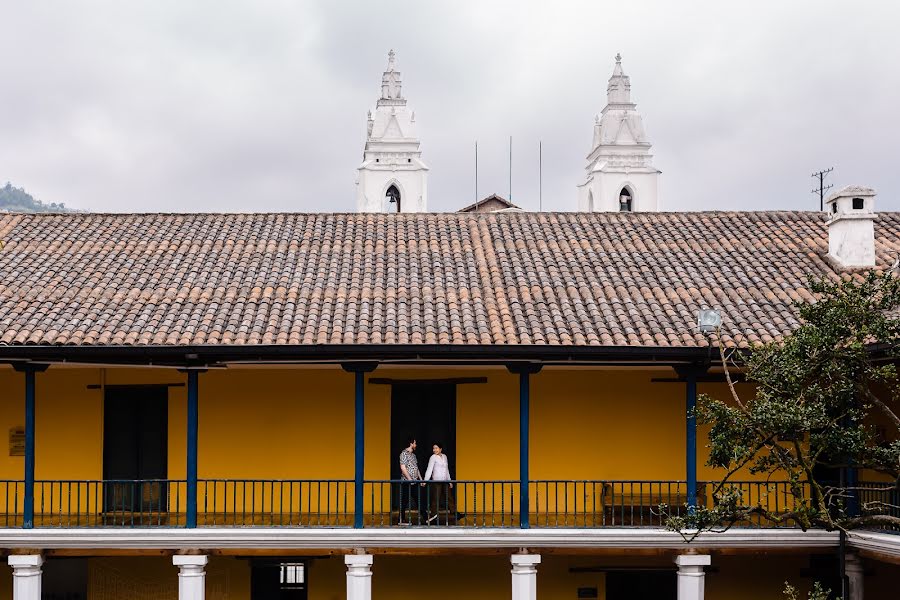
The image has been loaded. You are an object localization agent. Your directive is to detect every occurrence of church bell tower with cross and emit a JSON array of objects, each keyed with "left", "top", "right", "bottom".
[
  {"left": 356, "top": 50, "right": 429, "bottom": 213},
  {"left": 577, "top": 54, "right": 660, "bottom": 212}
]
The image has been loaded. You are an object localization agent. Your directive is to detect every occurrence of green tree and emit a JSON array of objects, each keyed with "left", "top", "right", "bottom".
[
  {"left": 0, "top": 182, "right": 74, "bottom": 213},
  {"left": 666, "top": 271, "right": 900, "bottom": 536}
]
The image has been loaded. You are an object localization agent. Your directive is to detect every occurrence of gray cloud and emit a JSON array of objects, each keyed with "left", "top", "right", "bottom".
[{"left": 1, "top": 1, "right": 898, "bottom": 213}]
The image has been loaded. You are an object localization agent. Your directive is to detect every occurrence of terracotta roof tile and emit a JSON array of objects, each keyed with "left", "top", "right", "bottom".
[{"left": 0, "top": 211, "right": 898, "bottom": 349}]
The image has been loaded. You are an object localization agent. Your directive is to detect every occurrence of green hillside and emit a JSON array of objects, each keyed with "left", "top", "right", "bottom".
[{"left": 0, "top": 182, "right": 75, "bottom": 213}]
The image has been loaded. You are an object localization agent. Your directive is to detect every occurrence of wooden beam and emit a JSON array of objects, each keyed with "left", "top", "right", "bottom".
[
  {"left": 45, "top": 548, "right": 173, "bottom": 557},
  {"left": 213, "top": 549, "right": 344, "bottom": 557},
  {"left": 857, "top": 548, "right": 900, "bottom": 566},
  {"left": 87, "top": 383, "right": 185, "bottom": 389},
  {"left": 651, "top": 375, "right": 747, "bottom": 384},
  {"left": 368, "top": 377, "right": 488, "bottom": 385}
]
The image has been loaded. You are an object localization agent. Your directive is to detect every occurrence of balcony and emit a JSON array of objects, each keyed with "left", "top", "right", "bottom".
[{"left": 2, "top": 479, "right": 895, "bottom": 529}]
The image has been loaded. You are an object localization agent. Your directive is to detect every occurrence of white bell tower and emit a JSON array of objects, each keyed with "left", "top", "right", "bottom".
[
  {"left": 577, "top": 54, "right": 660, "bottom": 212},
  {"left": 356, "top": 50, "right": 429, "bottom": 213}
]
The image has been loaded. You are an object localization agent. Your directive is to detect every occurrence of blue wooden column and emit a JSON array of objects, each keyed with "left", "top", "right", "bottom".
[
  {"left": 675, "top": 364, "right": 706, "bottom": 510},
  {"left": 685, "top": 369, "right": 699, "bottom": 509},
  {"left": 507, "top": 363, "right": 542, "bottom": 529},
  {"left": 14, "top": 363, "right": 48, "bottom": 529},
  {"left": 342, "top": 363, "right": 377, "bottom": 529},
  {"left": 185, "top": 369, "right": 204, "bottom": 529}
]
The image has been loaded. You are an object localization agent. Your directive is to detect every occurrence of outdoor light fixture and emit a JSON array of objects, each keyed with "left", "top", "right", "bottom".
[{"left": 697, "top": 308, "right": 722, "bottom": 334}]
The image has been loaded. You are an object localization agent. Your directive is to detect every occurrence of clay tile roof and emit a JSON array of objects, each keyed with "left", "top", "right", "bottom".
[{"left": 0, "top": 211, "right": 898, "bottom": 349}]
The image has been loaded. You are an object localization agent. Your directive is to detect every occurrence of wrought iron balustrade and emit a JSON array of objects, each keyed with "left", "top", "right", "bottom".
[
  {"left": 32, "top": 480, "right": 186, "bottom": 527},
  {"left": 363, "top": 480, "right": 519, "bottom": 527},
  {"left": 530, "top": 480, "right": 698, "bottom": 528},
  {"left": 856, "top": 480, "right": 900, "bottom": 531},
  {"left": 199, "top": 479, "right": 354, "bottom": 526},
  {"left": 0, "top": 481, "right": 24, "bottom": 527},
  {"left": 0, "top": 478, "right": 892, "bottom": 529}
]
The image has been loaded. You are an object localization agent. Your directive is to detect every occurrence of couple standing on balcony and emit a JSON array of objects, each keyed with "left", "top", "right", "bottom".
[{"left": 398, "top": 438, "right": 463, "bottom": 525}]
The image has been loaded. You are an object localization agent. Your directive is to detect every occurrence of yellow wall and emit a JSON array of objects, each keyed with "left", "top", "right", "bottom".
[
  {"left": 0, "top": 364, "right": 786, "bottom": 488},
  {"left": 87, "top": 556, "right": 248, "bottom": 600},
  {"left": 308, "top": 553, "right": 824, "bottom": 600}
]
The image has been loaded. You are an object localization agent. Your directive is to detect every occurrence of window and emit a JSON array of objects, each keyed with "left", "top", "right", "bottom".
[
  {"left": 852, "top": 197, "right": 864, "bottom": 210},
  {"left": 280, "top": 563, "right": 306, "bottom": 590},
  {"left": 251, "top": 560, "right": 308, "bottom": 600}
]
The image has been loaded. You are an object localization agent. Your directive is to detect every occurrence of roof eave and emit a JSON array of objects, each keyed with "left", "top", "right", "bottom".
[{"left": 0, "top": 343, "right": 715, "bottom": 368}]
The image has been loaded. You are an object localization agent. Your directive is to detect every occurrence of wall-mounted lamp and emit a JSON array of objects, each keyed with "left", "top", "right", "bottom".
[{"left": 697, "top": 308, "right": 721, "bottom": 334}]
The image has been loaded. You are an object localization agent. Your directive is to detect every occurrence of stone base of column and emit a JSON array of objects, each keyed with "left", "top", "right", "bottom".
[
  {"left": 675, "top": 554, "right": 711, "bottom": 600},
  {"left": 845, "top": 553, "right": 864, "bottom": 600},
  {"left": 8, "top": 555, "right": 43, "bottom": 600},
  {"left": 346, "top": 554, "right": 373, "bottom": 600},
  {"left": 511, "top": 553, "right": 541, "bottom": 600},
  {"left": 173, "top": 555, "right": 208, "bottom": 600}
]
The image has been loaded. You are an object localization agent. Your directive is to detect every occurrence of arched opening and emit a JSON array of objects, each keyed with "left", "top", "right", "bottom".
[
  {"left": 587, "top": 190, "right": 595, "bottom": 212},
  {"left": 385, "top": 184, "right": 401, "bottom": 213},
  {"left": 618, "top": 187, "right": 633, "bottom": 212}
]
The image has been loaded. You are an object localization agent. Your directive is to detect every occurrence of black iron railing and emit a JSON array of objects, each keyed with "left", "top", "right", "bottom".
[
  {"left": 32, "top": 480, "right": 187, "bottom": 527},
  {"left": 0, "top": 478, "right": 893, "bottom": 529},
  {"left": 857, "top": 480, "right": 900, "bottom": 531},
  {"left": 530, "top": 480, "right": 698, "bottom": 528},
  {"left": 700, "top": 480, "right": 813, "bottom": 528},
  {"left": 199, "top": 479, "right": 354, "bottom": 526},
  {"left": 0, "top": 481, "right": 24, "bottom": 527},
  {"left": 363, "top": 480, "right": 519, "bottom": 527}
]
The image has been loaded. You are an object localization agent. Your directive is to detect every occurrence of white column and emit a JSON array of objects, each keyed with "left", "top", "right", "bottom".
[
  {"left": 510, "top": 553, "right": 541, "bottom": 600},
  {"left": 8, "top": 555, "right": 43, "bottom": 600},
  {"left": 675, "top": 554, "right": 711, "bottom": 600},
  {"left": 345, "top": 554, "right": 373, "bottom": 600},
  {"left": 845, "top": 554, "right": 864, "bottom": 600},
  {"left": 173, "top": 555, "right": 208, "bottom": 600}
]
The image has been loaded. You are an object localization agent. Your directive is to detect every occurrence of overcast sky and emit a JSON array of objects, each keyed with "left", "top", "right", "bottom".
[{"left": 2, "top": 1, "right": 899, "bottom": 213}]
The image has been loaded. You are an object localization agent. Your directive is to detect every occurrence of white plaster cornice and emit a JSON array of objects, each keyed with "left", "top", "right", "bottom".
[
  {"left": 0, "top": 527, "right": 840, "bottom": 551},
  {"left": 846, "top": 530, "right": 900, "bottom": 560}
]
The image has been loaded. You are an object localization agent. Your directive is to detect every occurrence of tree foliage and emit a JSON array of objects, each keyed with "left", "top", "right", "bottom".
[
  {"left": 783, "top": 581, "right": 831, "bottom": 600},
  {"left": 666, "top": 271, "right": 900, "bottom": 536},
  {"left": 0, "top": 182, "right": 72, "bottom": 213}
]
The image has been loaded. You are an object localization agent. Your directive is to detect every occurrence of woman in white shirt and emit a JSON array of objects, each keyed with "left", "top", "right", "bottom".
[{"left": 423, "top": 442, "right": 457, "bottom": 525}]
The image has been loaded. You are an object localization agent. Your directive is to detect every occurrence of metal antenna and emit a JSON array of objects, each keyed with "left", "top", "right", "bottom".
[
  {"left": 539, "top": 140, "right": 542, "bottom": 211},
  {"left": 509, "top": 136, "right": 512, "bottom": 201},
  {"left": 811, "top": 167, "right": 834, "bottom": 211},
  {"left": 475, "top": 140, "right": 479, "bottom": 210}
]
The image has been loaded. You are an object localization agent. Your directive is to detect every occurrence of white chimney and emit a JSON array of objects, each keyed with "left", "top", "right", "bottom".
[{"left": 825, "top": 185, "right": 877, "bottom": 268}]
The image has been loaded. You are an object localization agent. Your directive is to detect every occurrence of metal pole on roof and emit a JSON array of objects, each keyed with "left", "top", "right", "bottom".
[
  {"left": 539, "top": 140, "right": 542, "bottom": 212},
  {"left": 811, "top": 167, "right": 833, "bottom": 211},
  {"left": 509, "top": 136, "right": 513, "bottom": 201},
  {"left": 475, "top": 140, "right": 479, "bottom": 210}
]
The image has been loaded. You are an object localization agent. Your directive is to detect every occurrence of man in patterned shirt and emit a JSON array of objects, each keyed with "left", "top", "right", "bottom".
[{"left": 398, "top": 437, "right": 422, "bottom": 525}]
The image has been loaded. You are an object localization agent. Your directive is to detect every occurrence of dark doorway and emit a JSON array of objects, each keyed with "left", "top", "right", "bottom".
[
  {"left": 606, "top": 570, "right": 676, "bottom": 600},
  {"left": 251, "top": 560, "right": 308, "bottom": 600},
  {"left": 390, "top": 384, "right": 456, "bottom": 509},
  {"left": 102, "top": 386, "right": 168, "bottom": 515},
  {"left": 42, "top": 558, "right": 87, "bottom": 600}
]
